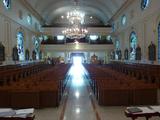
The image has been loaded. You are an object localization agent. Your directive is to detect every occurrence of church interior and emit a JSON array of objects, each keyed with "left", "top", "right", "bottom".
[{"left": 0, "top": 0, "right": 160, "bottom": 120}]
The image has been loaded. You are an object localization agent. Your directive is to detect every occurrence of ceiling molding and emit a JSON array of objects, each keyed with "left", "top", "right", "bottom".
[{"left": 18, "top": 0, "right": 45, "bottom": 24}]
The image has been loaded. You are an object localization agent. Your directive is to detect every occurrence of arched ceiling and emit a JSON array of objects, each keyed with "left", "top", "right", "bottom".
[{"left": 26, "top": 0, "right": 127, "bottom": 25}]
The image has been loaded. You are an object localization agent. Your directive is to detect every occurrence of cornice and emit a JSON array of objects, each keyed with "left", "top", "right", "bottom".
[
  {"left": 109, "top": 0, "right": 134, "bottom": 22},
  {"left": 18, "top": 0, "right": 45, "bottom": 25}
]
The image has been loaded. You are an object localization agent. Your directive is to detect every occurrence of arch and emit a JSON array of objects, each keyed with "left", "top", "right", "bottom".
[{"left": 129, "top": 31, "right": 137, "bottom": 60}]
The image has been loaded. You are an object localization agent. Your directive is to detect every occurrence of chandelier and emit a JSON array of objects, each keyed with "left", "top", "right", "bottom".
[
  {"left": 62, "top": 1, "right": 88, "bottom": 40},
  {"left": 62, "top": 24, "right": 88, "bottom": 39}
]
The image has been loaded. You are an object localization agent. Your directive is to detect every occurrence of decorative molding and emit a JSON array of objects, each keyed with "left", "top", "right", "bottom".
[{"left": 18, "top": 0, "right": 45, "bottom": 25}]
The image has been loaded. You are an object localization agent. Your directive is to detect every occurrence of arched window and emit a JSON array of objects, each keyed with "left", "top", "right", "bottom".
[
  {"left": 129, "top": 31, "right": 137, "bottom": 60},
  {"left": 115, "top": 39, "right": 120, "bottom": 49},
  {"left": 158, "top": 23, "right": 160, "bottom": 61},
  {"left": 17, "top": 31, "right": 24, "bottom": 61},
  {"left": 141, "top": 0, "right": 150, "bottom": 10},
  {"left": 115, "top": 39, "right": 120, "bottom": 60},
  {"left": 32, "top": 36, "right": 40, "bottom": 60}
]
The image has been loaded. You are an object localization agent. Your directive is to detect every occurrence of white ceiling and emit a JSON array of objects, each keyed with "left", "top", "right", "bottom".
[{"left": 26, "top": 0, "right": 127, "bottom": 25}]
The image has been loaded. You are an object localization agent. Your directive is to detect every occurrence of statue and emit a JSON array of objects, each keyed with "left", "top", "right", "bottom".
[
  {"left": 32, "top": 50, "right": 36, "bottom": 60},
  {"left": 25, "top": 49, "right": 30, "bottom": 61},
  {"left": 12, "top": 46, "right": 19, "bottom": 61},
  {"left": 118, "top": 49, "right": 122, "bottom": 60},
  {"left": 0, "top": 42, "right": 5, "bottom": 62},
  {"left": 124, "top": 48, "right": 129, "bottom": 60},
  {"left": 148, "top": 41, "right": 156, "bottom": 62},
  {"left": 135, "top": 45, "right": 141, "bottom": 60}
]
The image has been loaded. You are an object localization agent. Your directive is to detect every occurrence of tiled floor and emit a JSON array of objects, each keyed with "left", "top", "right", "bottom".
[{"left": 35, "top": 64, "right": 160, "bottom": 120}]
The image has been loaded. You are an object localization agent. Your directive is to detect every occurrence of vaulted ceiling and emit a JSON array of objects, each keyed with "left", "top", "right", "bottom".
[{"left": 26, "top": 0, "right": 127, "bottom": 25}]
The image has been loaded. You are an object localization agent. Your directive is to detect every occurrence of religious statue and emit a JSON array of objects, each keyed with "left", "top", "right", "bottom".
[
  {"left": 135, "top": 45, "right": 141, "bottom": 60},
  {"left": 32, "top": 50, "right": 36, "bottom": 60},
  {"left": 91, "top": 54, "right": 98, "bottom": 64},
  {"left": 25, "top": 49, "right": 30, "bottom": 61},
  {"left": 0, "top": 42, "right": 5, "bottom": 62},
  {"left": 12, "top": 46, "right": 19, "bottom": 61},
  {"left": 148, "top": 41, "right": 156, "bottom": 62},
  {"left": 124, "top": 48, "right": 129, "bottom": 60},
  {"left": 110, "top": 51, "right": 115, "bottom": 60},
  {"left": 118, "top": 49, "right": 122, "bottom": 60}
]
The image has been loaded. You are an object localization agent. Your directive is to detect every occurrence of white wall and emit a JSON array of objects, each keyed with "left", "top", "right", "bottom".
[
  {"left": 0, "top": 0, "right": 42, "bottom": 65},
  {"left": 112, "top": 0, "right": 160, "bottom": 63}
]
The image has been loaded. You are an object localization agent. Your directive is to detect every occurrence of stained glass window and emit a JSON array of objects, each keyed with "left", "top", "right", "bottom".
[
  {"left": 121, "top": 15, "right": 127, "bottom": 26},
  {"left": 141, "top": 0, "right": 150, "bottom": 10},
  {"left": 115, "top": 39, "right": 120, "bottom": 60},
  {"left": 3, "top": 0, "right": 10, "bottom": 9},
  {"left": 27, "top": 14, "right": 32, "bottom": 25},
  {"left": 130, "top": 31, "right": 137, "bottom": 60},
  {"left": 17, "top": 32, "right": 24, "bottom": 61},
  {"left": 33, "top": 36, "right": 40, "bottom": 60},
  {"left": 158, "top": 23, "right": 160, "bottom": 61},
  {"left": 115, "top": 40, "right": 120, "bottom": 49}
]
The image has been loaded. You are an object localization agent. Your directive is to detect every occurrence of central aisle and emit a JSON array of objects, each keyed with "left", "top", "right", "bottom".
[{"left": 63, "top": 64, "right": 96, "bottom": 120}]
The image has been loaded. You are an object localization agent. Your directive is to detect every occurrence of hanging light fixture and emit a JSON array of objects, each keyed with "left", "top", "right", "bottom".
[
  {"left": 62, "top": 0, "right": 88, "bottom": 39},
  {"left": 62, "top": 24, "right": 88, "bottom": 39}
]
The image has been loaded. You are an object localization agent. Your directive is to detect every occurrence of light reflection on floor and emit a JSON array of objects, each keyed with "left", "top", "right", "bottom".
[{"left": 64, "top": 57, "right": 96, "bottom": 120}]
